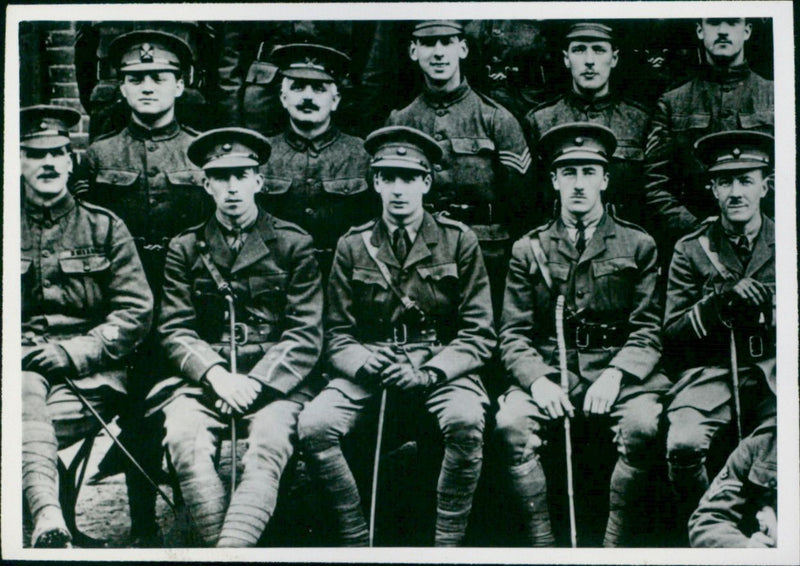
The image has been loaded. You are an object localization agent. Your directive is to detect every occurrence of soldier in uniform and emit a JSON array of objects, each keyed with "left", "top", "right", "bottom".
[
  {"left": 20, "top": 105, "right": 153, "bottom": 547},
  {"left": 74, "top": 21, "right": 223, "bottom": 139},
  {"left": 688, "top": 417, "right": 776, "bottom": 548},
  {"left": 298, "top": 126, "right": 496, "bottom": 546},
  {"left": 645, "top": 19, "right": 774, "bottom": 252},
  {"left": 75, "top": 30, "right": 211, "bottom": 544},
  {"left": 524, "top": 22, "right": 651, "bottom": 229},
  {"left": 385, "top": 20, "right": 532, "bottom": 316},
  {"left": 663, "top": 131, "right": 775, "bottom": 539},
  {"left": 259, "top": 43, "right": 377, "bottom": 277},
  {"left": 494, "top": 123, "right": 670, "bottom": 547},
  {"left": 148, "top": 128, "right": 323, "bottom": 546}
]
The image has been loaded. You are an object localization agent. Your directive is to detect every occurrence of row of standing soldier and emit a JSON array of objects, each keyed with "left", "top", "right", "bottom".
[{"left": 21, "top": 18, "right": 775, "bottom": 548}]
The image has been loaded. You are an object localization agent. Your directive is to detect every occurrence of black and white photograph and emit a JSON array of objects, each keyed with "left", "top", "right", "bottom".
[{"left": 3, "top": 2, "right": 798, "bottom": 563}]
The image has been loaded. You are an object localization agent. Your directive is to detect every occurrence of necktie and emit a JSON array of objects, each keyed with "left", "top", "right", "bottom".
[
  {"left": 575, "top": 220, "right": 586, "bottom": 256},
  {"left": 228, "top": 228, "right": 245, "bottom": 254},
  {"left": 393, "top": 227, "right": 410, "bottom": 264},
  {"left": 733, "top": 235, "right": 751, "bottom": 267}
]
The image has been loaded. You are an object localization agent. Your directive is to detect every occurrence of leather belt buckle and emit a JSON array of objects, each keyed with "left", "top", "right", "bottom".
[
  {"left": 575, "top": 325, "right": 590, "bottom": 349},
  {"left": 234, "top": 322, "right": 249, "bottom": 346},
  {"left": 749, "top": 334, "right": 764, "bottom": 358},
  {"left": 393, "top": 323, "right": 408, "bottom": 345}
]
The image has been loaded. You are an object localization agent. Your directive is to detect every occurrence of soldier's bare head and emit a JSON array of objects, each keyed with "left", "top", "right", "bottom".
[
  {"left": 409, "top": 21, "right": 468, "bottom": 92},
  {"left": 696, "top": 18, "right": 751, "bottom": 67}
]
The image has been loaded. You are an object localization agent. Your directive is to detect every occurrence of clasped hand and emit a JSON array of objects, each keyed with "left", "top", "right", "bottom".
[
  {"left": 204, "top": 365, "right": 263, "bottom": 415},
  {"left": 358, "top": 346, "right": 433, "bottom": 390}
]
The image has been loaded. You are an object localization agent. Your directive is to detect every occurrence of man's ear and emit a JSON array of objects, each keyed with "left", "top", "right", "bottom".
[
  {"left": 175, "top": 76, "right": 185, "bottom": 98},
  {"left": 601, "top": 170, "right": 610, "bottom": 192},
  {"left": 422, "top": 173, "right": 433, "bottom": 194},
  {"left": 330, "top": 85, "right": 341, "bottom": 112},
  {"left": 254, "top": 171, "right": 265, "bottom": 193},
  {"left": 743, "top": 21, "right": 753, "bottom": 42},
  {"left": 409, "top": 40, "right": 419, "bottom": 62},
  {"left": 610, "top": 48, "right": 620, "bottom": 69},
  {"left": 550, "top": 170, "right": 559, "bottom": 191},
  {"left": 203, "top": 176, "right": 213, "bottom": 196},
  {"left": 458, "top": 37, "right": 469, "bottom": 60},
  {"left": 695, "top": 22, "right": 704, "bottom": 42},
  {"left": 562, "top": 49, "right": 570, "bottom": 70}
]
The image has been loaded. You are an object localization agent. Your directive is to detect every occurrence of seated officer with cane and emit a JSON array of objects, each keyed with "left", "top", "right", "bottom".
[
  {"left": 663, "top": 131, "right": 776, "bottom": 539},
  {"left": 298, "top": 126, "right": 496, "bottom": 547},
  {"left": 20, "top": 105, "right": 153, "bottom": 547},
  {"left": 494, "top": 123, "right": 670, "bottom": 547},
  {"left": 148, "top": 128, "right": 323, "bottom": 546}
]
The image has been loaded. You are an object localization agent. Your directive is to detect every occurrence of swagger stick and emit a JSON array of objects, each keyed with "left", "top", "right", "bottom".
[
  {"left": 369, "top": 388, "right": 388, "bottom": 547},
  {"left": 729, "top": 328, "right": 743, "bottom": 442},
  {"left": 555, "top": 295, "right": 577, "bottom": 548},
  {"left": 227, "top": 295, "right": 238, "bottom": 498}
]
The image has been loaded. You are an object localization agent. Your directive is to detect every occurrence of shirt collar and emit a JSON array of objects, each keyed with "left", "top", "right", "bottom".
[
  {"left": 701, "top": 61, "right": 752, "bottom": 85},
  {"left": 24, "top": 189, "right": 75, "bottom": 223},
  {"left": 566, "top": 88, "right": 615, "bottom": 112},
  {"left": 722, "top": 215, "right": 763, "bottom": 246},
  {"left": 422, "top": 78, "right": 471, "bottom": 108},
  {"left": 285, "top": 124, "right": 340, "bottom": 153},
  {"left": 127, "top": 118, "right": 181, "bottom": 141},
  {"left": 381, "top": 212, "right": 424, "bottom": 243},
  {"left": 215, "top": 206, "right": 259, "bottom": 235}
]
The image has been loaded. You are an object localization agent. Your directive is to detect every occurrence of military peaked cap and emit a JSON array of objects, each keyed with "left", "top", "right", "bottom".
[
  {"left": 564, "top": 21, "right": 615, "bottom": 43},
  {"left": 188, "top": 127, "right": 271, "bottom": 170},
  {"left": 20, "top": 105, "right": 81, "bottom": 150},
  {"left": 109, "top": 30, "right": 192, "bottom": 73},
  {"left": 412, "top": 20, "right": 464, "bottom": 38},
  {"left": 271, "top": 43, "right": 350, "bottom": 82},
  {"left": 539, "top": 122, "right": 617, "bottom": 167},
  {"left": 694, "top": 130, "right": 774, "bottom": 174},
  {"left": 365, "top": 126, "right": 443, "bottom": 174}
]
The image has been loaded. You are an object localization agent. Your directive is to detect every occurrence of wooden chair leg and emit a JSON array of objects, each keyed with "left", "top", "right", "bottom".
[{"left": 59, "top": 434, "right": 107, "bottom": 547}]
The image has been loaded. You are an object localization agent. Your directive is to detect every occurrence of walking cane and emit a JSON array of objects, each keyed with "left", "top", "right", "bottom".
[
  {"left": 369, "top": 387, "right": 388, "bottom": 547},
  {"left": 728, "top": 327, "right": 743, "bottom": 442},
  {"left": 61, "top": 374, "right": 177, "bottom": 512},
  {"left": 226, "top": 295, "right": 238, "bottom": 499},
  {"left": 555, "top": 295, "right": 577, "bottom": 548}
]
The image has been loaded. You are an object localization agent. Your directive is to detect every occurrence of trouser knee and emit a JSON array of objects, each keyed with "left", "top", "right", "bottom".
[
  {"left": 494, "top": 406, "right": 541, "bottom": 465},
  {"left": 297, "top": 404, "right": 342, "bottom": 455}
]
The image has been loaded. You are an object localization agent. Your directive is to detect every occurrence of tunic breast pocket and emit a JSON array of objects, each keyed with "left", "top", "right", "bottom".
[
  {"left": 738, "top": 111, "right": 774, "bottom": 133},
  {"left": 59, "top": 254, "right": 111, "bottom": 311},
  {"left": 164, "top": 169, "right": 207, "bottom": 226},
  {"left": 416, "top": 262, "right": 458, "bottom": 313},
  {"left": 249, "top": 272, "right": 288, "bottom": 322},
  {"left": 591, "top": 257, "right": 638, "bottom": 310},
  {"left": 352, "top": 267, "right": 390, "bottom": 311},
  {"left": 449, "top": 137, "right": 496, "bottom": 198}
]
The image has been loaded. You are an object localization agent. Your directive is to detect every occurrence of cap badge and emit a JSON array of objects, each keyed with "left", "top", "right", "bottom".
[
  {"left": 732, "top": 148, "right": 741, "bottom": 158},
  {"left": 304, "top": 56, "right": 319, "bottom": 67},
  {"left": 574, "top": 137, "right": 584, "bottom": 146},
  {"left": 39, "top": 121, "right": 49, "bottom": 131},
  {"left": 397, "top": 147, "right": 407, "bottom": 155},
  {"left": 139, "top": 43, "right": 155, "bottom": 63},
  {"left": 222, "top": 143, "right": 232, "bottom": 152}
]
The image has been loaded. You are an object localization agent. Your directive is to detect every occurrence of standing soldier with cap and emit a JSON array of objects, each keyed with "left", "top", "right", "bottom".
[
  {"left": 75, "top": 29, "right": 210, "bottom": 545},
  {"left": 524, "top": 22, "right": 651, "bottom": 228},
  {"left": 494, "top": 122, "right": 670, "bottom": 547},
  {"left": 148, "top": 128, "right": 323, "bottom": 547},
  {"left": 298, "top": 126, "right": 496, "bottom": 547},
  {"left": 20, "top": 105, "right": 153, "bottom": 547},
  {"left": 259, "top": 43, "right": 377, "bottom": 277},
  {"left": 645, "top": 19, "right": 774, "bottom": 252},
  {"left": 385, "top": 20, "right": 532, "bottom": 315},
  {"left": 663, "top": 131, "right": 775, "bottom": 541}
]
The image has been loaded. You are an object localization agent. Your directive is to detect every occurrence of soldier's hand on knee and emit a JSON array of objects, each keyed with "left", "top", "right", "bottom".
[
  {"left": 22, "top": 344, "right": 73, "bottom": 377},
  {"left": 530, "top": 377, "right": 574, "bottom": 419},
  {"left": 583, "top": 367, "right": 622, "bottom": 414},
  {"left": 380, "top": 362, "right": 421, "bottom": 390},
  {"left": 358, "top": 347, "right": 397, "bottom": 381},
  {"left": 204, "top": 366, "right": 257, "bottom": 414}
]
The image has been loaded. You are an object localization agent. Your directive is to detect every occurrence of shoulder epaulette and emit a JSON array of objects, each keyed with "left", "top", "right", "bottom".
[
  {"left": 611, "top": 214, "right": 649, "bottom": 234},
  {"left": 181, "top": 124, "right": 200, "bottom": 136},
  {"left": 619, "top": 97, "right": 651, "bottom": 115},
  {"left": 272, "top": 216, "right": 310, "bottom": 236},
  {"left": 530, "top": 94, "right": 565, "bottom": 114},
  {"left": 433, "top": 213, "right": 468, "bottom": 231},
  {"left": 92, "top": 128, "right": 123, "bottom": 143},
  {"left": 524, "top": 218, "right": 556, "bottom": 239},
  {"left": 676, "top": 216, "right": 717, "bottom": 245},
  {"left": 472, "top": 88, "right": 502, "bottom": 110},
  {"left": 173, "top": 221, "right": 205, "bottom": 240},
  {"left": 345, "top": 218, "right": 378, "bottom": 235},
  {"left": 76, "top": 198, "right": 118, "bottom": 221},
  {"left": 662, "top": 77, "right": 694, "bottom": 96}
]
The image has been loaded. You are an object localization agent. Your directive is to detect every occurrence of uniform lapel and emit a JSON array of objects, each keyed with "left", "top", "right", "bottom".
[
  {"left": 402, "top": 213, "right": 436, "bottom": 269},
  {"left": 205, "top": 219, "right": 235, "bottom": 271},
  {"left": 745, "top": 216, "right": 775, "bottom": 278},
  {"left": 371, "top": 220, "right": 401, "bottom": 269},
  {"left": 711, "top": 221, "right": 745, "bottom": 276},
  {"left": 578, "top": 214, "right": 611, "bottom": 264},
  {"left": 553, "top": 221, "right": 579, "bottom": 262},
  {"left": 231, "top": 212, "right": 274, "bottom": 274}
]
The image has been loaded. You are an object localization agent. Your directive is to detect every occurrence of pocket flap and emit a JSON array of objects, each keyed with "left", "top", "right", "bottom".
[
  {"left": 60, "top": 254, "right": 111, "bottom": 274},
  {"left": 548, "top": 262, "right": 570, "bottom": 280},
  {"left": 417, "top": 262, "right": 458, "bottom": 281},
  {"left": 166, "top": 169, "right": 204, "bottom": 188},
  {"left": 739, "top": 111, "right": 774, "bottom": 130},
  {"left": 250, "top": 273, "right": 288, "bottom": 296},
  {"left": 673, "top": 114, "right": 711, "bottom": 131},
  {"left": 246, "top": 61, "right": 279, "bottom": 85},
  {"left": 352, "top": 267, "right": 388, "bottom": 289},
  {"left": 450, "top": 137, "right": 495, "bottom": 155},
  {"left": 322, "top": 178, "right": 369, "bottom": 196},
  {"left": 613, "top": 143, "right": 644, "bottom": 162},
  {"left": 592, "top": 257, "right": 637, "bottom": 277},
  {"left": 263, "top": 177, "right": 293, "bottom": 195},
  {"left": 96, "top": 168, "right": 140, "bottom": 187}
]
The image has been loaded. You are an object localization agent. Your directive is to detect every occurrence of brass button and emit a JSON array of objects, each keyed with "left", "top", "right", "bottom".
[{"left": 434, "top": 133, "right": 444, "bottom": 141}]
